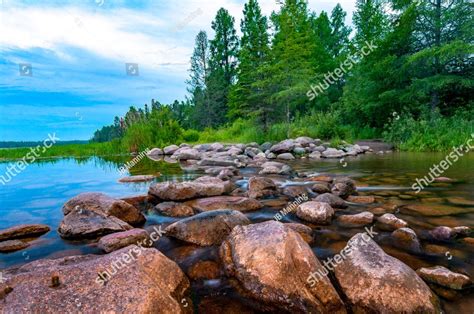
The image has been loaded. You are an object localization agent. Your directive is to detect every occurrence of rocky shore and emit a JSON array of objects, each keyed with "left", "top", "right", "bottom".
[{"left": 0, "top": 138, "right": 472, "bottom": 313}]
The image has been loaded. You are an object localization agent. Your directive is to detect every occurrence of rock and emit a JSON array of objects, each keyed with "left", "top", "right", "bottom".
[
  {"left": 337, "top": 212, "right": 374, "bottom": 228},
  {"left": 120, "top": 194, "right": 148, "bottom": 207},
  {"left": 392, "top": 228, "right": 422, "bottom": 254},
  {"left": 453, "top": 226, "right": 471, "bottom": 237},
  {"left": 311, "top": 182, "right": 331, "bottom": 194},
  {"left": 346, "top": 195, "right": 375, "bottom": 203},
  {"left": 219, "top": 221, "right": 345, "bottom": 312},
  {"left": 198, "top": 158, "right": 240, "bottom": 167},
  {"left": 149, "top": 176, "right": 232, "bottom": 201},
  {"left": 434, "top": 177, "right": 454, "bottom": 182},
  {"left": 118, "top": 175, "right": 156, "bottom": 183},
  {"left": 294, "top": 136, "right": 314, "bottom": 147},
  {"left": 172, "top": 148, "right": 201, "bottom": 160},
  {"left": 154, "top": 202, "right": 194, "bottom": 217},
  {"left": 314, "top": 193, "right": 347, "bottom": 208},
  {"left": 217, "top": 168, "right": 236, "bottom": 180},
  {"left": 284, "top": 223, "right": 313, "bottom": 244},
  {"left": 269, "top": 140, "right": 295, "bottom": 154},
  {"left": 403, "top": 204, "right": 473, "bottom": 216},
  {"left": 0, "top": 246, "right": 191, "bottom": 312},
  {"left": 260, "top": 142, "right": 272, "bottom": 151},
  {"left": 62, "top": 192, "right": 145, "bottom": 226},
  {"left": 0, "top": 240, "right": 29, "bottom": 252},
  {"left": 259, "top": 161, "right": 292, "bottom": 175},
  {"left": 165, "top": 210, "right": 250, "bottom": 246},
  {"left": 321, "top": 148, "right": 346, "bottom": 158},
  {"left": 429, "top": 226, "right": 456, "bottom": 241},
  {"left": 331, "top": 177, "right": 356, "bottom": 199},
  {"left": 296, "top": 201, "right": 335, "bottom": 224},
  {"left": 185, "top": 196, "right": 262, "bottom": 213},
  {"left": 312, "top": 145, "right": 326, "bottom": 152},
  {"left": 248, "top": 177, "right": 278, "bottom": 199},
  {"left": 98, "top": 228, "right": 150, "bottom": 253},
  {"left": 204, "top": 166, "right": 237, "bottom": 175},
  {"left": 210, "top": 142, "right": 225, "bottom": 151},
  {"left": 147, "top": 147, "right": 163, "bottom": 156},
  {"left": 416, "top": 266, "right": 471, "bottom": 290},
  {"left": 276, "top": 153, "right": 295, "bottom": 160},
  {"left": 377, "top": 214, "right": 408, "bottom": 231},
  {"left": 58, "top": 208, "right": 132, "bottom": 239},
  {"left": 187, "top": 260, "right": 221, "bottom": 280},
  {"left": 163, "top": 144, "right": 180, "bottom": 155},
  {"left": 293, "top": 147, "right": 306, "bottom": 155},
  {"left": 308, "top": 175, "right": 333, "bottom": 183},
  {"left": 244, "top": 147, "right": 262, "bottom": 158},
  {"left": 0, "top": 224, "right": 50, "bottom": 241},
  {"left": 282, "top": 186, "right": 310, "bottom": 198},
  {"left": 334, "top": 233, "right": 440, "bottom": 313},
  {"left": 308, "top": 151, "right": 321, "bottom": 159}
]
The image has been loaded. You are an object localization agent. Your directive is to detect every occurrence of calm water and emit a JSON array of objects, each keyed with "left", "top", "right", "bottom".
[{"left": 0, "top": 152, "right": 473, "bottom": 311}]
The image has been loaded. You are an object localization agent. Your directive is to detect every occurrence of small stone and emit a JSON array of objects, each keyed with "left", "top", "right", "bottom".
[
  {"left": 337, "top": 212, "right": 374, "bottom": 228},
  {"left": 377, "top": 214, "right": 408, "bottom": 231},
  {"left": 416, "top": 266, "right": 471, "bottom": 290},
  {"left": 0, "top": 240, "right": 29, "bottom": 253},
  {"left": 296, "top": 201, "right": 335, "bottom": 224}
]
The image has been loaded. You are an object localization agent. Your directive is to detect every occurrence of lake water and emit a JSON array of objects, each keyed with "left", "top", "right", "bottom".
[{"left": 0, "top": 152, "right": 472, "bottom": 311}]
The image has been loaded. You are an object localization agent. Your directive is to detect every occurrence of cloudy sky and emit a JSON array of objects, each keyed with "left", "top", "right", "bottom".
[{"left": 0, "top": 0, "right": 355, "bottom": 141}]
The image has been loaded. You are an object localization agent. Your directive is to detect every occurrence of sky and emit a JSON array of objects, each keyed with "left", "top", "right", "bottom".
[{"left": 0, "top": 0, "right": 356, "bottom": 141}]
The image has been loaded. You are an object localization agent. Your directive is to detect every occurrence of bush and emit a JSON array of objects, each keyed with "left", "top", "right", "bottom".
[{"left": 182, "top": 129, "right": 200, "bottom": 142}]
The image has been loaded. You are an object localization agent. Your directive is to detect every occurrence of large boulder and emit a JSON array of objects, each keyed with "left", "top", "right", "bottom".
[
  {"left": 269, "top": 140, "right": 295, "bottom": 154},
  {"left": 294, "top": 136, "right": 314, "bottom": 147},
  {"left": 248, "top": 177, "right": 279, "bottom": 199},
  {"left": 184, "top": 196, "right": 262, "bottom": 213},
  {"left": 58, "top": 208, "right": 132, "bottom": 239},
  {"left": 334, "top": 233, "right": 440, "bottom": 313},
  {"left": 165, "top": 210, "right": 250, "bottom": 246},
  {"left": 149, "top": 176, "right": 233, "bottom": 201},
  {"left": 98, "top": 228, "right": 150, "bottom": 253},
  {"left": 314, "top": 193, "right": 348, "bottom": 208},
  {"left": 296, "top": 201, "right": 335, "bottom": 224},
  {"left": 0, "top": 246, "right": 191, "bottom": 313},
  {"left": 62, "top": 192, "right": 145, "bottom": 226},
  {"left": 219, "top": 221, "right": 346, "bottom": 313},
  {"left": 0, "top": 224, "right": 50, "bottom": 241},
  {"left": 153, "top": 202, "right": 194, "bottom": 217}
]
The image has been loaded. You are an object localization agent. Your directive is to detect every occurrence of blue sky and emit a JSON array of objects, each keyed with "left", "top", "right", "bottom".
[{"left": 0, "top": 0, "right": 355, "bottom": 141}]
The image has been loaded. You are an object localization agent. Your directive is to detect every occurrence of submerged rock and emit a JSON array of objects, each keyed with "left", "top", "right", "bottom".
[
  {"left": 296, "top": 201, "right": 335, "bottom": 224},
  {"left": 258, "top": 161, "right": 291, "bottom": 175},
  {"left": 63, "top": 192, "right": 145, "bottom": 226},
  {"left": 0, "top": 240, "right": 29, "bottom": 252},
  {"left": 334, "top": 233, "right": 440, "bottom": 313},
  {"left": 149, "top": 176, "right": 233, "bottom": 201},
  {"left": 376, "top": 213, "right": 408, "bottom": 231},
  {"left": 392, "top": 227, "right": 422, "bottom": 254},
  {"left": 0, "top": 224, "right": 50, "bottom": 241},
  {"left": 184, "top": 196, "right": 262, "bottom": 213},
  {"left": 416, "top": 266, "right": 472, "bottom": 290},
  {"left": 0, "top": 246, "right": 191, "bottom": 313},
  {"left": 331, "top": 177, "right": 356, "bottom": 199},
  {"left": 346, "top": 195, "right": 376, "bottom": 204},
  {"left": 118, "top": 175, "right": 156, "bottom": 183},
  {"left": 165, "top": 210, "right": 250, "bottom": 246},
  {"left": 219, "top": 221, "right": 346, "bottom": 313},
  {"left": 337, "top": 212, "right": 374, "bottom": 228},
  {"left": 154, "top": 202, "right": 195, "bottom": 217},
  {"left": 314, "top": 193, "right": 347, "bottom": 208},
  {"left": 98, "top": 228, "right": 150, "bottom": 253},
  {"left": 248, "top": 177, "right": 279, "bottom": 199}
]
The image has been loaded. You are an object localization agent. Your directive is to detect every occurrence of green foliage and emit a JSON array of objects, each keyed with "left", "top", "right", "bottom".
[{"left": 182, "top": 129, "right": 200, "bottom": 142}]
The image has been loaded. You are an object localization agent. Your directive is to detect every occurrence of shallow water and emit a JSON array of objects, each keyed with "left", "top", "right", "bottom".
[{"left": 0, "top": 152, "right": 473, "bottom": 312}]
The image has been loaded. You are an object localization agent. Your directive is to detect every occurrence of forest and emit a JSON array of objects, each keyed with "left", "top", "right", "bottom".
[{"left": 90, "top": 0, "right": 473, "bottom": 152}]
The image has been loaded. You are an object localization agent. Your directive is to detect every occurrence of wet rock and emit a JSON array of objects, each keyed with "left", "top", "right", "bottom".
[
  {"left": 172, "top": 148, "right": 201, "bottom": 160},
  {"left": 147, "top": 147, "right": 163, "bottom": 156},
  {"left": 0, "top": 224, "right": 50, "bottom": 241},
  {"left": 403, "top": 204, "right": 473, "bottom": 216},
  {"left": 337, "top": 212, "right": 374, "bottom": 228},
  {"left": 0, "top": 240, "right": 29, "bottom": 252},
  {"left": 260, "top": 142, "right": 272, "bottom": 151},
  {"left": 294, "top": 136, "right": 314, "bottom": 147},
  {"left": 0, "top": 246, "right": 191, "bottom": 313},
  {"left": 219, "top": 221, "right": 346, "bottom": 313},
  {"left": 377, "top": 213, "right": 408, "bottom": 231},
  {"left": 308, "top": 151, "right": 321, "bottom": 159},
  {"left": 217, "top": 168, "right": 238, "bottom": 181},
  {"left": 282, "top": 185, "right": 310, "bottom": 198},
  {"left": 149, "top": 176, "right": 232, "bottom": 201},
  {"left": 118, "top": 175, "right": 156, "bottom": 183},
  {"left": 392, "top": 228, "right": 422, "bottom": 254},
  {"left": 334, "top": 233, "right": 440, "bottom": 313},
  {"left": 248, "top": 177, "right": 278, "bottom": 199},
  {"left": 296, "top": 201, "right": 335, "bottom": 224},
  {"left": 331, "top": 177, "right": 356, "bottom": 199},
  {"left": 198, "top": 158, "right": 241, "bottom": 168},
  {"left": 284, "top": 223, "right": 313, "bottom": 244},
  {"left": 244, "top": 147, "right": 262, "bottom": 158},
  {"left": 321, "top": 148, "right": 345, "bottom": 158},
  {"left": 154, "top": 202, "right": 194, "bottom": 217},
  {"left": 416, "top": 266, "right": 471, "bottom": 290},
  {"left": 258, "top": 161, "right": 291, "bottom": 175},
  {"left": 184, "top": 196, "right": 262, "bottom": 213},
  {"left": 187, "top": 260, "right": 221, "bottom": 280},
  {"left": 347, "top": 195, "right": 376, "bottom": 204},
  {"left": 163, "top": 144, "right": 180, "bottom": 155},
  {"left": 314, "top": 193, "right": 348, "bottom": 209},
  {"left": 120, "top": 194, "right": 148, "bottom": 208},
  {"left": 428, "top": 226, "right": 466, "bottom": 241},
  {"left": 165, "top": 210, "right": 250, "bottom": 246},
  {"left": 63, "top": 192, "right": 145, "bottom": 226},
  {"left": 269, "top": 139, "right": 295, "bottom": 154},
  {"left": 452, "top": 226, "right": 471, "bottom": 237},
  {"left": 308, "top": 175, "right": 333, "bottom": 183},
  {"left": 312, "top": 182, "right": 331, "bottom": 194},
  {"left": 447, "top": 197, "right": 474, "bottom": 206},
  {"left": 276, "top": 153, "right": 295, "bottom": 160},
  {"left": 293, "top": 147, "right": 306, "bottom": 155},
  {"left": 98, "top": 228, "right": 150, "bottom": 253},
  {"left": 58, "top": 208, "right": 132, "bottom": 239}
]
